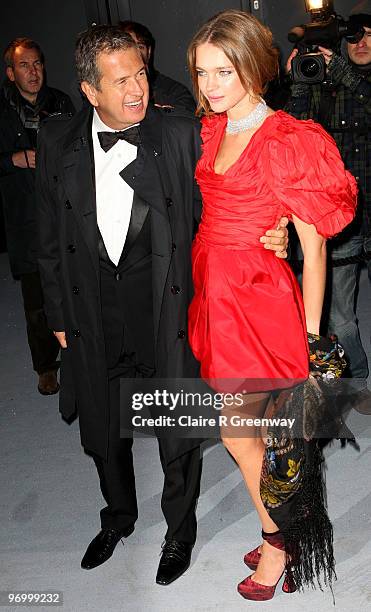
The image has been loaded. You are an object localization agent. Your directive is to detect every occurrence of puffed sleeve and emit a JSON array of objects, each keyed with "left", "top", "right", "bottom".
[
  {"left": 264, "top": 114, "right": 357, "bottom": 238},
  {"left": 200, "top": 113, "right": 226, "bottom": 146}
]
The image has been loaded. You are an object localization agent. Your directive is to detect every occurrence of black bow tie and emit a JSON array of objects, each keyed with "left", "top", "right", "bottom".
[{"left": 98, "top": 125, "right": 140, "bottom": 152}]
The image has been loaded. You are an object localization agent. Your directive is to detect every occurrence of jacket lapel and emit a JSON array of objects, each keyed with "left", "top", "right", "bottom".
[
  {"left": 120, "top": 105, "right": 173, "bottom": 347},
  {"left": 119, "top": 105, "right": 169, "bottom": 223},
  {"left": 119, "top": 193, "right": 149, "bottom": 261}
]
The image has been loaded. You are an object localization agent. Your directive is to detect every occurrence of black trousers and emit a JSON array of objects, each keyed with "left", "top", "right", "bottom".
[
  {"left": 90, "top": 357, "right": 202, "bottom": 544},
  {"left": 19, "top": 271, "right": 60, "bottom": 374}
]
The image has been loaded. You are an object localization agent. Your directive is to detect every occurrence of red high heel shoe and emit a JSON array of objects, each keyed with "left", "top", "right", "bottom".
[
  {"left": 243, "top": 544, "right": 261, "bottom": 570},
  {"left": 243, "top": 531, "right": 296, "bottom": 593},
  {"left": 238, "top": 530, "right": 296, "bottom": 600}
]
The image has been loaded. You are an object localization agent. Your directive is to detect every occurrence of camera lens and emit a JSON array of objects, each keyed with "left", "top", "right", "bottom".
[
  {"left": 300, "top": 56, "right": 321, "bottom": 78},
  {"left": 291, "top": 53, "right": 325, "bottom": 84}
]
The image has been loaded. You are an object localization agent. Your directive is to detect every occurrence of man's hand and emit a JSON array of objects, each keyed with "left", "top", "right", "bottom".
[
  {"left": 286, "top": 48, "right": 299, "bottom": 74},
  {"left": 318, "top": 46, "right": 333, "bottom": 66},
  {"left": 12, "top": 150, "right": 36, "bottom": 169},
  {"left": 260, "top": 217, "right": 289, "bottom": 259},
  {"left": 53, "top": 331, "right": 67, "bottom": 348}
]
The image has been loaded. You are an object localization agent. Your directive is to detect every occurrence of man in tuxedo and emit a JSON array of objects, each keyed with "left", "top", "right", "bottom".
[{"left": 36, "top": 25, "right": 288, "bottom": 585}]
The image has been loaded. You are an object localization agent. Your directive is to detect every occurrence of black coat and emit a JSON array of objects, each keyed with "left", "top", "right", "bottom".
[
  {"left": 0, "top": 84, "right": 74, "bottom": 277},
  {"left": 36, "top": 105, "right": 202, "bottom": 463}
]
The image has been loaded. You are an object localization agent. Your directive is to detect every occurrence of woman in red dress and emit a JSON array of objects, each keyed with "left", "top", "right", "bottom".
[{"left": 187, "top": 9, "right": 357, "bottom": 601}]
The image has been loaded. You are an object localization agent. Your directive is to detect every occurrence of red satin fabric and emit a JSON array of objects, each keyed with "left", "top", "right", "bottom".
[{"left": 188, "top": 111, "right": 357, "bottom": 392}]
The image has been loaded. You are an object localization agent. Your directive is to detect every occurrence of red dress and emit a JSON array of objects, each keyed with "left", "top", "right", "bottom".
[{"left": 188, "top": 111, "right": 357, "bottom": 392}]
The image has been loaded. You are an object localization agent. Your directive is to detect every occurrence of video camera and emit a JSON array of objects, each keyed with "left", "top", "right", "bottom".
[{"left": 288, "top": 0, "right": 364, "bottom": 84}]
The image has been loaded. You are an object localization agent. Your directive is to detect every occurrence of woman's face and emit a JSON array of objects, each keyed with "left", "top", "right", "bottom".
[{"left": 195, "top": 42, "right": 252, "bottom": 118}]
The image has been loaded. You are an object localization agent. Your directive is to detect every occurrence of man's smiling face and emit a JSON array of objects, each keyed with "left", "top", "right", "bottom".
[{"left": 82, "top": 46, "right": 149, "bottom": 129}]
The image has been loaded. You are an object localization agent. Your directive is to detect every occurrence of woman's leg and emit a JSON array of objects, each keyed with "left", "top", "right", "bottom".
[{"left": 221, "top": 392, "right": 286, "bottom": 586}]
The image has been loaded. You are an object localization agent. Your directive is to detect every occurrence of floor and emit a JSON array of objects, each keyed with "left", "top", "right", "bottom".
[{"left": 1, "top": 253, "right": 370, "bottom": 612}]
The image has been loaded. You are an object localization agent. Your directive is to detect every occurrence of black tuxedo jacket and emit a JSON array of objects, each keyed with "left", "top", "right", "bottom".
[{"left": 36, "top": 104, "right": 202, "bottom": 462}]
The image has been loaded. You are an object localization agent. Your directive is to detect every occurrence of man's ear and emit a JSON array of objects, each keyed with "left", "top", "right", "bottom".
[
  {"left": 6, "top": 66, "right": 15, "bottom": 82},
  {"left": 81, "top": 81, "right": 98, "bottom": 107}
]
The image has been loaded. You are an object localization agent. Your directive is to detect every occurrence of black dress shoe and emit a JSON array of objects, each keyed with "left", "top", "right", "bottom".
[
  {"left": 81, "top": 526, "right": 134, "bottom": 570},
  {"left": 38, "top": 370, "right": 59, "bottom": 395},
  {"left": 156, "top": 540, "right": 193, "bottom": 585}
]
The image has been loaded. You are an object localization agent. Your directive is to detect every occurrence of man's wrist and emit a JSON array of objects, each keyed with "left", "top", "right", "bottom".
[{"left": 327, "top": 54, "right": 362, "bottom": 91}]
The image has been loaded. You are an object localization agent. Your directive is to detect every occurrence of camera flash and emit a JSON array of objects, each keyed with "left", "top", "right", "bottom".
[
  {"left": 305, "top": 0, "right": 331, "bottom": 11},
  {"left": 307, "top": 0, "right": 325, "bottom": 8}
]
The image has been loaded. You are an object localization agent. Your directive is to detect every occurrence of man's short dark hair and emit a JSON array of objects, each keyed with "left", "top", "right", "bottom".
[
  {"left": 119, "top": 20, "right": 154, "bottom": 49},
  {"left": 3, "top": 37, "right": 44, "bottom": 68},
  {"left": 75, "top": 25, "right": 137, "bottom": 89}
]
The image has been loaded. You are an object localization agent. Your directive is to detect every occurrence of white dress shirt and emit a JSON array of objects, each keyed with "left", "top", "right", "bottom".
[{"left": 92, "top": 110, "right": 139, "bottom": 265}]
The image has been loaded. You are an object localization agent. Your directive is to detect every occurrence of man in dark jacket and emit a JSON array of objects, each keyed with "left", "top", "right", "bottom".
[
  {"left": 0, "top": 37, "right": 75, "bottom": 394},
  {"left": 119, "top": 20, "right": 196, "bottom": 112},
  {"left": 37, "top": 26, "right": 288, "bottom": 585}
]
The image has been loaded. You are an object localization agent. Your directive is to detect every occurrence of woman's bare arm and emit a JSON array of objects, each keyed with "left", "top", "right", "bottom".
[{"left": 292, "top": 214, "right": 326, "bottom": 335}]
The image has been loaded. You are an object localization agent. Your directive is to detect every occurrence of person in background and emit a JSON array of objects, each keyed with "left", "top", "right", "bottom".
[
  {"left": 0, "top": 37, "right": 75, "bottom": 394},
  {"left": 285, "top": 13, "right": 371, "bottom": 390},
  {"left": 119, "top": 19, "right": 196, "bottom": 112}
]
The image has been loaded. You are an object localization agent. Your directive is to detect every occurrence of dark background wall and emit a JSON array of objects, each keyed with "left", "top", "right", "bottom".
[
  {"left": 0, "top": 0, "right": 370, "bottom": 251},
  {"left": 0, "top": 0, "right": 368, "bottom": 109},
  {"left": 107, "top": 0, "right": 367, "bottom": 91}
]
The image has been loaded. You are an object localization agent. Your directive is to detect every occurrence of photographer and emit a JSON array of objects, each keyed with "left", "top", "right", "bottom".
[{"left": 285, "top": 13, "right": 371, "bottom": 385}]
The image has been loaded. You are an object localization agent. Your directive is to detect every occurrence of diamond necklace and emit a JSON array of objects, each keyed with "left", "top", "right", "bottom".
[{"left": 226, "top": 99, "right": 267, "bottom": 135}]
